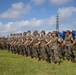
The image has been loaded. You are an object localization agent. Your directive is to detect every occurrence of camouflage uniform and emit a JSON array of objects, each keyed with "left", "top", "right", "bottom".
[
  {"left": 40, "top": 30, "right": 47, "bottom": 61},
  {"left": 50, "top": 32, "right": 61, "bottom": 64},
  {"left": 45, "top": 32, "right": 53, "bottom": 63},
  {"left": 22, "top": 32, "right": 27, "bottom": 56},
  {"left": 64, "top": 30, "right": 74, "bottom": 61},
  {"left": 33, "top": 31, "right": 41, "bottom": 60},
  {"left": 26, "top": 31, "right": 33, "bottom": 58}
]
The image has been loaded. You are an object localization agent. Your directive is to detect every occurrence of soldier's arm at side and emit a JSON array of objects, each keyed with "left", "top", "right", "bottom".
[
  {"left": 62, "top": 40, "right": 66, "bottom": 45},
  {"left": 71, "top": 40, "right": 76, "bottom": 46},
  {"left": 28, "top": 39, "right": 33, "bottom": 46},
  {"left": 34, "top": 41, "right": 41, "bottom": 46},
  {"left": 45, "top": 40, "right": 52, "bottom": 46}
]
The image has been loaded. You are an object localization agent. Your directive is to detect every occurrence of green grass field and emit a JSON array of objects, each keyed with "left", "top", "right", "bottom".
[{"left": 0, "top": 50, "right": 76, "bottom": 75}]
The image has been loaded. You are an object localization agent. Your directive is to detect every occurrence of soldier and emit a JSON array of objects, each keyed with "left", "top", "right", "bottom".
[
  {"left": 14, "top": 33, "right": 20, "bottom": 55},
  {"left": 22, "top": 32, "right": 27, "bottom": 56},
  {"left": 26, "top": 30, "right": 33, "bottom": 58},
  {"left": 13, "top": 34, "right": 18, "bottom": 54},
  {"left": 32, "top": 30, "right": 41, "bottom": 60},
  {"left": 15, "top": 33, "right": 21, "bottom": 55},
  {"left": 40, "top": 30, "right": 48, "bottom": 61},
  {"left": 63, "top": 30, "right": 75, "bottom": 62},
  {"left": 56, "top": 33, "right": 64, "bottom": 61},
  {"left": 74, "top": 33, "right": 76, "bottom": 57},
  {"left": 72, "top": 33, "right": 76, "bottom": 62},
  {"left": 23, "top": 32, "right": 29, "bottom": 56},
  {"left": 45, "top": 32, "right": 53, "bottom": 63},
  {"left": 46, "top": 31, "right": 62, "bottom": 65},
  {"left": 18, "top": 33, "right": 24, "bottom": 55},
  {"left": 6, "top": 37, "right": 10, "bottom": 51},
  {"left": 9, "top": 34, "right": 15, "bottom": 53}
]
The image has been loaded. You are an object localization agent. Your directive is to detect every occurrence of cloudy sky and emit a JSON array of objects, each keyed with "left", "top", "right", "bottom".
[{"left": 0, "top": 0, "right": 76, "bottom": 37}]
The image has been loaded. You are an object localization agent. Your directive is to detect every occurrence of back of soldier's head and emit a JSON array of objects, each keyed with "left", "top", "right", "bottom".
[
  {"left": 41, "top": 30, "right": 45, "bottom": 35},
  {"left": 23, "top": 32, "right": 27, "bottom": 36}
]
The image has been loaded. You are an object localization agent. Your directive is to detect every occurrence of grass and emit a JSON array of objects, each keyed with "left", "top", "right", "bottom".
[{"left": 0, "top": 50, "right": 76, "bottom": 75}]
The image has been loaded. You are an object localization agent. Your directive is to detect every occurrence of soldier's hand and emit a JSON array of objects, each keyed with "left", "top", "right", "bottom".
[
  {"left": 45, "top": 44, "right": 47, "bottom": 46},
  {"left": 69, "top": 44, "right": 73, "bottom": 47},
  {"left": 34, "top": 44, "right": 37, "bottom": 46}
]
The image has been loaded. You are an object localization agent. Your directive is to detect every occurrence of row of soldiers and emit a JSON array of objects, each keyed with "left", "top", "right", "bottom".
[
  {"left": 0, "top": 38, "right": 7, "bottom": 50},
  {"left": 7, "top": 30, "right": 76, "bottom": 65}
]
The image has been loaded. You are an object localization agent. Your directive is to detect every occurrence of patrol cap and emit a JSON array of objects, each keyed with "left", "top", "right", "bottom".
[
  {"left": 48, "top": 32, "right": 52, "bottom": 34},
  {"left": 27, "top": 30, "right": 31, "bottom": 33},
  {"left": 10, "top": 34, "right": 12, "bottom": 36},
  {"left": 52, "top": 31, "right": 58, "bottom": 36},
  {"left": 23, "top": 32, "right": 27, "bottom": 35},
  {"left": 41, "top": 30, "right": 45, "bottom": 33},
  {"left": 33, "top": 30, "right": 38, "bottom": 34},
  {"left": 16, "top": 33, "right": 19, "bottom": 35},
  {"left": 19, "top": 33, "right": 22, "bottom": 35},
  {"left": 53, "top": 31, "right": 58, "bottom": 34},
  {"left": 66, "top": 30, "right": 70, "bottom": 33},
  {"left": 23, "top": 32, "right": 26, "bottom": 34},
  {"left": 14, "top": 34, "right": 16, "bottom": 35}
]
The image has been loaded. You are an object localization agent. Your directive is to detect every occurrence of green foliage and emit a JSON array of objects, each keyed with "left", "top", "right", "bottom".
[{"left": 0, "top": 50, "right": 76, "bottom": 75}]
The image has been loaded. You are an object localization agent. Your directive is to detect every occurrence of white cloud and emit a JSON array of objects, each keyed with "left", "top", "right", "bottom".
[
  {"left": 0, "top": 15, "right": 75, "bottom": 37},
  {"left": 0, "top": 2, "right": 31, "bottom": 19},
  {"left": 0, "top": 6, "right": 76, "bottom": 37},
  {"left": 0, "top": 17, "right": 56, "bottom": 37},
  {"left": 59, "top": 24, "right": 76, "bottom": 31},
  {"left": 31, "top": 0, "right": 46, "bottom": 5},
  {"left": 58, "top": 7, "right": 76, "bottom": 21},
  {"left": 49, "top": 0, "right": 71, "bottom": 5}
]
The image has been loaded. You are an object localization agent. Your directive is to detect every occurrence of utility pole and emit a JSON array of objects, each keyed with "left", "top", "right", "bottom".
[{"left": 56, "top": 13, "right": 59, "bottom": 32}]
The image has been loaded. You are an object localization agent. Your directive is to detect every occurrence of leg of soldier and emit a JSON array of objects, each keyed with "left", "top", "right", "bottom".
[
  {"left": 20, "top": 45, "right": 23, "bottom": 55},
  {"left": 10, "top": 45, "right": 12, "bottom": 53},
  {"left": 53, "top": 48, "right": 61, "bottom": 65},
  {"left": 67, "top": 46, "right": 73, "bottom": 61},
  {"left": 27, "top": 46, "right": 32, "bottom": 57},
  {"left": 7, "top": 44, "right": 9, "bottom": 52},
  {"left": 23, "top": 45, "right": 26, "bottom": 56},
  {"left": 72, "top": 45, "right": 76, "bottom": 62},
  {"left": 75, "top": 50, "right": 76, "bottom": 62},
  {"left": 33, "top": 47, "right": 37, "bottom": 58},
  {"left": 61, "top": 45, "right": 65, "bottom": 61},
  {"left": 13, "top": 46, "right": 15, "bottom": 54},
  {"left": 36, "top": 46, "right": 41, "bottom": 61},
  {"left": 25, "top": 46, "right": 28, "bottom": 57},
  {"left": 19, "top": 46, "right": 22, "bottom": 55},
  {"left": 70, "top": 47, "right": 75, "bottom": 62},
  {"left": 14, "top": 45, "right": 17, "bottom": 54},
  {"left": 17, "top": 46, "right": 20, "bottom": 55},
  {"left": 22, "top": 45, "right": 26, "bottom": 56},
  {"left": 21, "top": 45, "right": 25, "bottom": 56},
  {"left": 0, "top": 44, "right": 1, "bottom": 49},
  {"left": 65, "top": 46, "right": 70, "bottom": 60},
  {"left": 27, "top": 46, "right": 30, "bottom": 57},
  {"left": 16, "top": 45, "right": 18, "bottom": 54},
  {"left": 20, "top": 46, "right": 24, "bottom": 56},
  {"left": 49, "top": 48, "right": 54, "bottom": 63},
  {"left": 40, "top": 46, "right": 47, "bottom": 61},
  {"left": 58, "top": 46, "right": 63, "bottom": 61},
  {"left": 11, "top": 45, "right": 14, "bottom": 53},
  {"left": 45, "top": 46, "right": 51, "bottom": 63},
  {"left": 8, "top": 44, "right": 11, "bottom": 52},
  {"left": 29, "top": 46, "right": 33, "bottom": 58},
  {"left": 12, "top": 45, "right": 14, "bottom": 53}
]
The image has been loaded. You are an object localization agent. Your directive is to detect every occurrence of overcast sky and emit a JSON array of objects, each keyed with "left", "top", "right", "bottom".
[{"left": 0, "top": 0, "right": 76, "bottom": 37}]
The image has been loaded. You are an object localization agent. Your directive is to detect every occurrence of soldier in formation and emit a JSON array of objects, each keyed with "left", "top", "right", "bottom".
[{"left": 1, "top": 30, "right": 76, "bottom": 65}]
